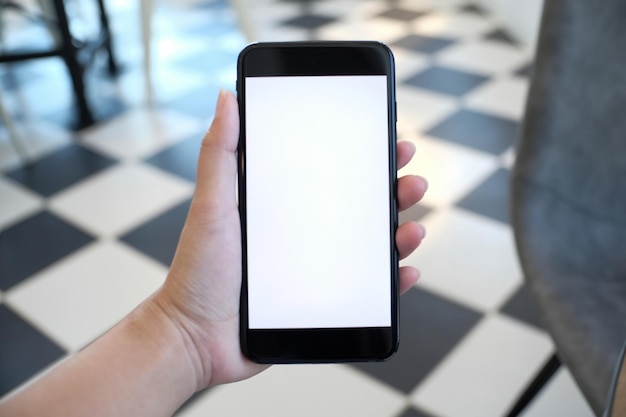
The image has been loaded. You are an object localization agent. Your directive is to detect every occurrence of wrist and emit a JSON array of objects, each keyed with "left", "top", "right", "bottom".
[{"left": 141, "top": 290, "right": 210, "bottom": 392}]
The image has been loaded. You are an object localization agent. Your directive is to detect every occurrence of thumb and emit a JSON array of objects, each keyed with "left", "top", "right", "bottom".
[{"left": 193, "top": 90, "right": 240, "bottom": 217}]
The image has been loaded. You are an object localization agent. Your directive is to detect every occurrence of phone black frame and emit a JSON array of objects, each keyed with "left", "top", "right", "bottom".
[{"left": 237, "top": 41, "right": 398, "bottom": 363}]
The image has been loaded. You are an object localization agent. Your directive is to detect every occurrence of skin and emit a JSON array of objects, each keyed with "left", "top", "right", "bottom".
[{"left": 0, "top": 90, "right": 428, "bottom": 417}]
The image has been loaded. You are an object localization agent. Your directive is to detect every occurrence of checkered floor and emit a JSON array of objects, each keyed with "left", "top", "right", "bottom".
[{"left": 0, "top": 0, "right": 597, "bottom": 416}]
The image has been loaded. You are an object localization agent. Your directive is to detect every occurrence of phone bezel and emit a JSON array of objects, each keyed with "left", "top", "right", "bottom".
[{"left": 237, "top": 41, "right": 398, "bottom": 363}]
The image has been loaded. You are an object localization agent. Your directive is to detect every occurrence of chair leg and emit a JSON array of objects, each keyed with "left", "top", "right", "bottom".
[
  {"left": 95, "top": 0, "right": 120, "bottom": 76},
  {"left": 50, "top": 0, "right": 94, "bottom": 128},
  {"left": 139, "top": 0, "right": 154, "bottom": 103},
  {"left": 505, "top": 353, "right": 561, "bottom": 417}
]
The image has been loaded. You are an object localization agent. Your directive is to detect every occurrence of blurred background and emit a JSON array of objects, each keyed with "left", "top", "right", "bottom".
[{"left": 0, "top": 0, "right": 596, "bottom": 416}]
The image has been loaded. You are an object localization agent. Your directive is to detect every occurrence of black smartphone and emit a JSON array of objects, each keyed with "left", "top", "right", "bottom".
[{"left": 237, "top": 41, "right": 398, "bottom": 363}]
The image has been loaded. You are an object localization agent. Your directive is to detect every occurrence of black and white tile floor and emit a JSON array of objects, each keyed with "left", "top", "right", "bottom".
[{"left": 0, "top": 0, "right": 596, "bottom": 416}]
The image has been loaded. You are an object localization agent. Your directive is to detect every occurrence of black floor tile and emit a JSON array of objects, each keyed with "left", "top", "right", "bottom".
[
  {"left": 515, "top": 62, "right": 534, "bottom": 78},
  {"left": 120, "top": 199, "right": 192, "bottom": 267},
  {"left": 351, "top": 287, "right": 482, "bottom": 393},
  {"left": 404, "top": 66, "right": 488, "bottom": 96},
  {"left": 396, "top": 407, "right": 436, "bottom": 417},
  {"left": 456, "top": 168, "right": 511, "bottom": 224},
  {"left": 484, "top": 28, "right": 518, "bottom": 46},
  {"left": 377, "top": 7, "right": 426, "bottom": 22},
  {"left": 391, "top": 34, "right": 456, "bottom": 54},
  {"left": 0, "top": 305, "right": 66, "bottom": 396},
  {"left": 425, "top": 109, "right": 519, "bottom": 155},
  {"left": 399, "top": 204, "right": 432, "bottom": 224},
  {"left": 0, "top": 211, "right": 95, "bottom": 290},
  {"left": 459, "top": 4, "right": 486, "bottom": 15},
  {"left": 145, "top": 136, "right": 202, "bottom": 182},
  {"left": 6, "top": 144, "right": 116, "bottom": 197},
  {"left": 281, "top": 14, "right": 338, "bottom": 30},
  {"left": 500, "top": 285, "right": 546, "bottom": 330}
]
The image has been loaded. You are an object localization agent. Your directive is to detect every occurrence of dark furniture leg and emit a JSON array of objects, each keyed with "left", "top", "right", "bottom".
[
  {"left": 505, "top": 353, "right": 561, "bottom": 417},
  {"left": 95, "top": 0, "right": 119, "bottom": 76},
  {"left": 51, "top": 0, "right": 94, "bottom": 128}
]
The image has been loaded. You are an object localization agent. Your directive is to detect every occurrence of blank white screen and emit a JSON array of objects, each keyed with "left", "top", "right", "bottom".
[{"left": 245, "top": 75, "right": 391, "bottom": 329}]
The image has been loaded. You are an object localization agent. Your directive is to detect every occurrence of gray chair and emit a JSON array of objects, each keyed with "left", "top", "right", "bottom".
[{"left": 510, "top": 0, "right": 626, "bottom": 415}]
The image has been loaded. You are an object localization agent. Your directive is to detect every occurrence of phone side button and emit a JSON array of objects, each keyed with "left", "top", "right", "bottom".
[{"left": 394, "top": 101, "right": 397, "bottom": 123}]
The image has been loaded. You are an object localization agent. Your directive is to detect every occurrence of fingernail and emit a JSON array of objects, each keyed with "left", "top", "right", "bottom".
[
  {"left": 215, "top": 89, "right": 227, "bottom": 117},
  {"left": 416, "top": 175, "right": 429, "bottom": 191},
  {"left": 417, "top": 223, "right": 427, "bottom": 239}
]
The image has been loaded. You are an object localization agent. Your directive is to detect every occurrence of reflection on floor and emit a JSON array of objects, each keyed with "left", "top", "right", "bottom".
[{"left": 0, "top": 0, "right": 594, "bottom": 416}]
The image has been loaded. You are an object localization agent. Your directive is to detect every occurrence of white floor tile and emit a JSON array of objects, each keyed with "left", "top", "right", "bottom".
[
  {"left": 397, "top": 0, "right": 469, "bottom": 11},
  {"left": 247, "top": 0, "right": 300, "bottom": 24},
  {"left": 0, "top": 136, "right": 21, "bottom": 172},
  {"left": 413, "top": 11, "right": 495, "bottom": 39},
  {"left": 14, "top": 122, "right": 75, "bottom": 159},
  {"left": 396, "top": 87, "right": 458, "bottom": 135},
  {"left": 465, "top": 77, "right": 530, "bottom": 120},
  {"left": 500, "top": 146, "right": 517, "bottom": 170},
  {"left": 49, "top": 163, "right": 193, "bottom": 237},
  {"left": 520, "top": 368, "right": 595, "bottom": 417},
  {"left": 317, "top": 17, "right": 407, "bottom": 43},
  {"left": 436, "top": 40, "right": 529, "bottom": 76},
  {"left": 5, "top": 241, "right": 167, "bottom": 351},
  {"left": 314, "top": 0, "right": 373, "bottom": 19},
  {"left": 0, "top": 176, "right": 43, "bottom": 230},
  {"left": 0, "top": 122, "right": 74, "bottom": 170},
  {"left": 390, "top": 49, "right": 430, "bottom": 81},
  {"left": 178, "top": 364, "right": 405, "bottom": 417},
  {"left": 411, "top": 314, "right": 554, "bottom": 417},
  {"left": 256, "top": 26, "right": 311, "bottom": 42},
  {"left": 398, "top": 136, "right": 498, "bottom": 208},
  {"left": 248, "top": 2, "right": 303, "bottom": 42},
  {"left": 354, "top": 0, "right": 390, "bottom": 17},
  {"left": 403, "top": 208, "right": 522, "bottom": 311},
  {"left": 80, "top": 107, "right": 205, "bottom": 160}
]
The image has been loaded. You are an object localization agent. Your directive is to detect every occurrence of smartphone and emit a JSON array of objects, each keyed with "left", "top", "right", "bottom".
[{"left": 237, "top": 41, "right": 398, "bottom": 363}]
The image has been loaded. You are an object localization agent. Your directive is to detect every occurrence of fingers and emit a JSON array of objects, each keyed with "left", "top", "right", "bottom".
[
  {"left": 397, "top": 222, "right": 426, "bottom": 295},
  {"left": 397, "top": 140, "right": 428, "bottom": 213},
  {"left": 396, "top": 142, "right": 427, "bottom": 292},
  {"left": 399, "top": 266, "right": 420, "bottom": 295},
  {"left": 193, "top": 90, "right": 239, "bottom": 216},
  {"left": 398, "top": 175, "right": 428, "bottom": 212},
  {"left": 397, "top": 140, "right": 415, "bottom": 170},
  {"left": 396, "top": 221, "right": 425, "bottom": 260}
]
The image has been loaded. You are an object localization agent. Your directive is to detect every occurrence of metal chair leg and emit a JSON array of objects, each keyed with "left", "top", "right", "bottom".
[
  {"left": 95, "top": 0, "right": 119, "bottom": 76},
  {"left": 139, "top": 0, "right": 154, "bottom": 103},
  {"left": 51, "top": 0, "right": 94, "bottom": 128},
  {"left": 505, "top": 353, "right": 562, "bottom": 417}
]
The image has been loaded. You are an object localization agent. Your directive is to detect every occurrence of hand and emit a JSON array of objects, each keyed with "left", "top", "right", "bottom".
[{"left": 153, "top": 90, "right": 428, "bottom": 390}]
